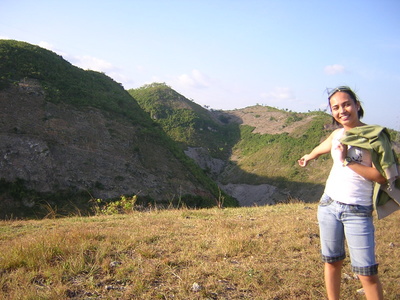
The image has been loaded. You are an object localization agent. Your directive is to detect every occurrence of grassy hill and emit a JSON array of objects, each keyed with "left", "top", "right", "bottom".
[
  {"left": 0, "top": 40, "right": 154, "bottom": 126},
  {"left": 0, "top": 40, "right": 237, "bottom": 218},
  {"left": 129, "top": 83, "right": 240, "bottom": 160},
  {"left": 219, "top": 109, "right": 332, "bottom": 183},
  {"left": 1, "top": 205, "right": 399, "bottom": 299}
]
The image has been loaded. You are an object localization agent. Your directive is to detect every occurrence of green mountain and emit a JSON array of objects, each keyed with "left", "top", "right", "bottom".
[
  {"left": 129, "top": 83, "right": 240, "bottom": 160},
  {"left": 0, "top": 40, "right": 236, "bottom": 218},
  {"left": 0, "top": 40, "right": 149, "bottom": 125}
]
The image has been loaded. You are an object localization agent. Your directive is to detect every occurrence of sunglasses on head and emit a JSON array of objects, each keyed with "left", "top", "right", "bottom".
[{"left": 326, "top": 86, "right": 352, "bottom": 98}]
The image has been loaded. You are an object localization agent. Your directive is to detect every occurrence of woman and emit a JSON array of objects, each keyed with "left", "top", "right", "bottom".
[{"left": 298, "top": 86, "right": 385, "bottom": 300}]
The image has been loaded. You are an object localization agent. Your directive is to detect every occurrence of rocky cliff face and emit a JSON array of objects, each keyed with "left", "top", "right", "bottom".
[
  {"left": 184, "top": 146, "right": 293, "bottom": 206},
  {"left": 0, "top": 79, "right": 214, "bottom": 213}
]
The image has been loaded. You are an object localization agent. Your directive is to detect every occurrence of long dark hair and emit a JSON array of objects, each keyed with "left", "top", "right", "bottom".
[{"left": 327, "top": 86, "right": 364, "bottom": 126}]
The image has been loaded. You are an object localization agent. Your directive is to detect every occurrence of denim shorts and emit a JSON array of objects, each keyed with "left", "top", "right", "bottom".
[{"left": 317, "top": 193, "right": 378, "bottom": 276}]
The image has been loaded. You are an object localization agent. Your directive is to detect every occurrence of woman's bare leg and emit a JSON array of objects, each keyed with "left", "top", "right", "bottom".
[
  {"left": 324, "top": 260, "right": 343, "bottom": 300},
  {"left": 358, "top": 274, "right": 383, "bottom": 300}
]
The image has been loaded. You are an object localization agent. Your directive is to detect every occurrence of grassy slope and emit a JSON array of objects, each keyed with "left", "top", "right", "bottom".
[
  {"left": 224, "top": 113, "right": 332, "bottom": 183},
  {"left": 0, "top": 206, "right": 399, "bottom": 299},
  {"left": 128, "top": 83, "right": 240, "bottom": 160}
]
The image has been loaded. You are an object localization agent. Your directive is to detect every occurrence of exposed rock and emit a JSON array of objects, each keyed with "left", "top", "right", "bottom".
[
  {"left": 191, "top": 282, "right": 202, "bottom": 292},
  {"left": 184, "top": 147, "right": 226, "bottom": 177},
  {"left": 219, "top": 183, "right": 278, "bottom": 206},
  {"left": 184, "top": 147, "right": 289, "bottom": 206}
]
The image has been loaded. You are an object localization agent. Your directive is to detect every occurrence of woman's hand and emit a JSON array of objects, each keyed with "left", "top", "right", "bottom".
[
  {"left": 336, "top": 143, "right": 348, "bottom": 163},
  {"left": 298, "top": 155, "right": 310, "bottom": 167},
  {"left": 298, "top": 130, "right": 336, "bottom": 167}
]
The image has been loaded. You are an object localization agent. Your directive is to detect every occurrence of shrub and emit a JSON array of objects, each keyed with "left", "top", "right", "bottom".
[{"left": 94, "top": 195, "right": 138, "bottom": 215}]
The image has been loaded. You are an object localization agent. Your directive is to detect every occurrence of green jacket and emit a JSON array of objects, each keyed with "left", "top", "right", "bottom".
[{"left": 340, "top": 125, "right": 400, "bottom": 219}]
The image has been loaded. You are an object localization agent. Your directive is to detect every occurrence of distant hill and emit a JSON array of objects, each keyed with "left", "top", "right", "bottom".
[
  {"left": 129, "top": 83, "right": 239, "bottom": 160},
  {"left": 0, "top": 40, "right": 235, "bottom": 218}
]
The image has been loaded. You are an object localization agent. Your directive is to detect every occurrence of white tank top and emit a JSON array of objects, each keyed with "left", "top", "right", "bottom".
[{"left": 324, "top": 128, "right": 374, "bottom": 205}]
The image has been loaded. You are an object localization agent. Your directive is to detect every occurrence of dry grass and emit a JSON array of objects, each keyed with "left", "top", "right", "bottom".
[{"left": 0, "top": 204, "right": 399, "bottom": 299}]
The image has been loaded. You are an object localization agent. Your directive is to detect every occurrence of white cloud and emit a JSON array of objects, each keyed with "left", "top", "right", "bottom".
[
  {"left": 38, "top": 41, "right": 67, "bottom": 57},
  {"left": 176, "top": 69, "right": 210, "bottom": 89},
  {"left": 324, "top": 64, "right": 346, "bottom": 75},
  {"left": 37, "top": 41, "right": 113, "bottom": 73},
  {"left": 259, "top": 87, "right": 301, "bottom": 110},
  {"left": 71, "top": 55, "right": 115, "bottom": 72},
  {"left": 261, "top": 87, "right": 295, "bottom": 101},
  {"left": 67, "top": 54, "right": 133, "bottom": 87},
  {"left": 38, "top": 41, "right": 53, "bottom": 50},
  {"left": 36, "top": 41, "right": 131, "bottom": 86}
]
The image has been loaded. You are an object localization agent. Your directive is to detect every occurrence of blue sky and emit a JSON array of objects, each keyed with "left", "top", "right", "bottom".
[{"left": 1, "top": 0, "right": 399, "bottom": 130}]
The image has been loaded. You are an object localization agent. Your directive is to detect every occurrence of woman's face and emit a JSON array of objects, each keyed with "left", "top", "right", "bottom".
[{"left": 329, "top": 91, "right": 361, "bottom": 128}]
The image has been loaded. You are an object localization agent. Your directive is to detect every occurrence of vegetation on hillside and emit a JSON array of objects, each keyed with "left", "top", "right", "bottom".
[
  {"left": 129, "top": 83, "right": 240, "bottom": 159},
  {"left": 0, "top": 40, "right": 151, "bottom": 126},
  {"left": 232, "top": 114, "right": 332, "bottom": 180}
]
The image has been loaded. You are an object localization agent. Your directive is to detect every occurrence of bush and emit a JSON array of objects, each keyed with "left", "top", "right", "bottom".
[{"left": 94, "top": 195, "right": 138, "bottom": 215}]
